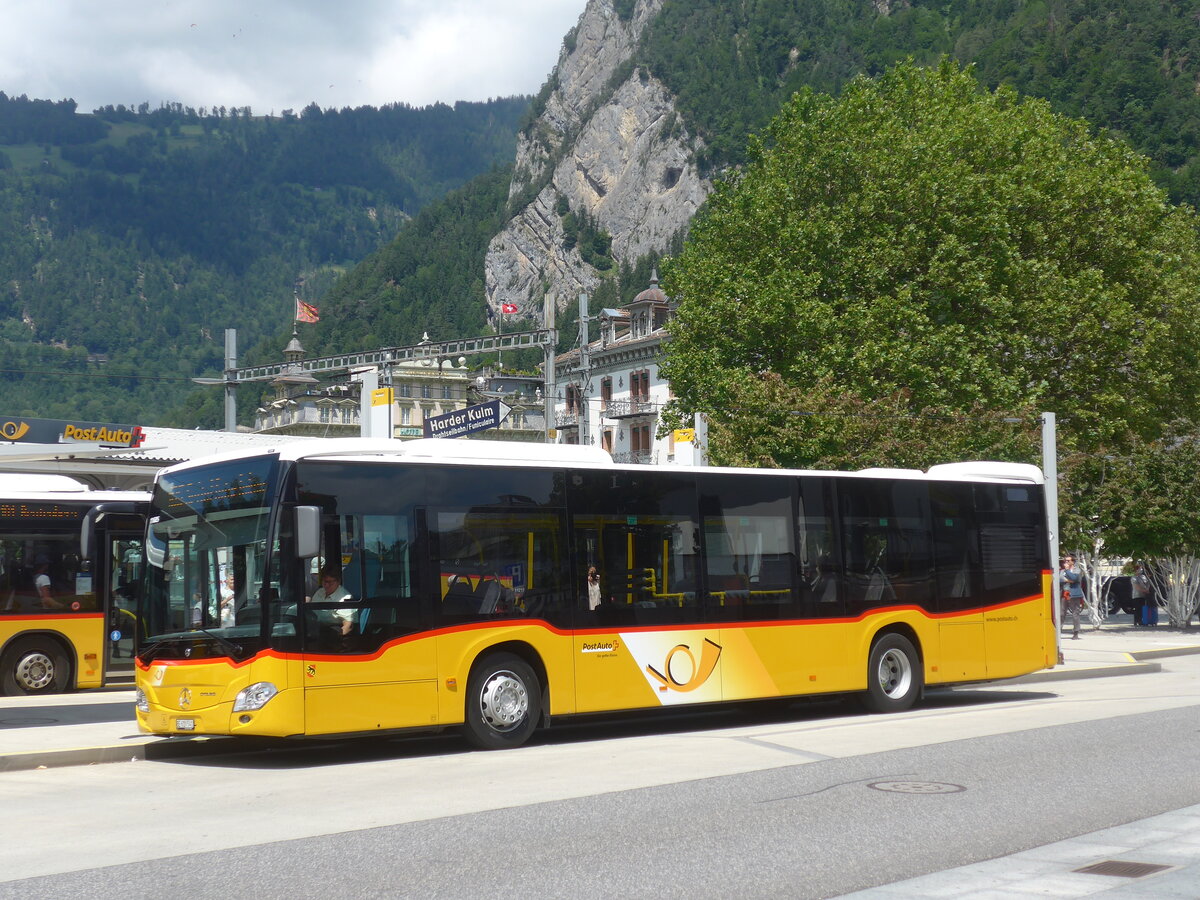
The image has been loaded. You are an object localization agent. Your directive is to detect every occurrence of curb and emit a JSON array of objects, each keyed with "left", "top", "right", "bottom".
[
  {"left": 1003, "top": 661, "right": 1162, "bottom": 685},
  {"left": 0, "top": 735, "right": 241, "bottom": 773},
  {"left": 1130, "top": 645, "right": 1200, "bottom": 661}
]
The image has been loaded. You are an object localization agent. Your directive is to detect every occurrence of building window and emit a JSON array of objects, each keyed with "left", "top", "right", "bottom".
[
  {"left": 398, "top": 384, "right": 411, "bottom": 398},
  {"left": 601, "top": 429, "right": 613, "bottom": 452},
  {"left": 630, "top": 370, "right": 650, "bottom": 403},
  {"left": 631, "top": 424, "right": 651, "bottom": 454},
  {"left": 400, "top": 407, "right": 411, "bottom": 426},
  {"left": 600, "top": 377, "right": 612, "bottom": 411},
  {"left": 421, "top": 384, "right": 432, "bottom": 400}
]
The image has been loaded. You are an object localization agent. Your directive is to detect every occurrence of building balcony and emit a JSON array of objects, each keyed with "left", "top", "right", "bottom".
[
  {"left": 604, "top": 398, "right": 656, "bottom": 419},
  {"left": 611, "top": 450, "right": 653, "bottom": 465},
  {"left": 255, "top": 405, "right": 360, "bottom": 434},
  {"left": 555, "top": 411, "right": 581, "bottom": 429}
]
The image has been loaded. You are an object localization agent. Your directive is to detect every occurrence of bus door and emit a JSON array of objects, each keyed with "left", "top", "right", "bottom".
[
  {"left": 572, "top": 515, "right": 708, "bottom": 713},
  {"left": 300, "top": 509, "right": 437, "bottom": 736},
  {"left": 78, "top": 507, "right": 147, "bottom": 684},
  {"left": 104, "top": 527, "right": 144, "bottom": 680}
]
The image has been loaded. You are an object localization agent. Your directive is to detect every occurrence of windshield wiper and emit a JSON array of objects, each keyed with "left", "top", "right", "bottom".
[
  {"left": 136, "top": 639, "right": 168, "bottom": 662},
  {"left": 192, "top": 627, "right": 244, "bottom": 659}
]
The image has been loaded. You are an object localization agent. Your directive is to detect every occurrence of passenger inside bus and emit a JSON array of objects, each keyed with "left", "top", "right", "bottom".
[{"left": 33, "top": 557, "right": 64, "bottom": 610}]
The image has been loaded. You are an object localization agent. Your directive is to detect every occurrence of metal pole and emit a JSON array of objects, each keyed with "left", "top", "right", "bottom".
[
  {"left": 578, "top": 292, "right": 589, "bottom": 446},
  {"left": 1042, "top": 411, "right": 1062, "bottom": 663},
  {"left": 224, "top": 328, "right": 238, "bottom": 433},
  {"left": 543, "top": 294, "right": 556, "bottom": 444}
]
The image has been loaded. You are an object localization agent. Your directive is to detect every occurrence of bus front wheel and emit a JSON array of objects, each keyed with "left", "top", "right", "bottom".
[
  {"left": 464, "top": 653, "right": 541, "bottom": 750},
  {"left": 2, "top": 637, "right": 70, "bottom": 696},
  {"left": 862, "top": 633, "right": 922, "bottom": 713}
]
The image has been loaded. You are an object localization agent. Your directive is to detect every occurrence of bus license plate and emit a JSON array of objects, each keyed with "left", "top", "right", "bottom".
[{"left": 175, "top": 718, "right": 195, "bottom": 731}]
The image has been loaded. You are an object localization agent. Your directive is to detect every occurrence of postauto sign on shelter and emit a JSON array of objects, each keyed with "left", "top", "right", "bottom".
[{"left": 0, "top": 415, "right": 146, "bottom": 448}]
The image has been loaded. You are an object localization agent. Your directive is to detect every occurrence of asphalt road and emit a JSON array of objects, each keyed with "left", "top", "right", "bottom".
[{"left": 2, "top": 658, "right": 1198, "bottom": 900}]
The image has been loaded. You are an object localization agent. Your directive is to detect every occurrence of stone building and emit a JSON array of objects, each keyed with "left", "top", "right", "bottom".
[
  {"left": 552, "top": 273, "right": 705, "bottom": 465},
  {"left": 252, "top": 329, "right": 544, "bottom": 441}
]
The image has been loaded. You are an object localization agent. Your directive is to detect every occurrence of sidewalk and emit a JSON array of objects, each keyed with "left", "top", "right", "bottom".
[
  {"left": 3, "top": 618, "right": 1198, "bottom": 774},
  {"left": 840, "top": 804, "right": 1200, "bottom": 899}
]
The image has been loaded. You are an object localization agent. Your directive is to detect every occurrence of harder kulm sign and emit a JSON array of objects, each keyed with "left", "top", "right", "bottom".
[
  {"left": 423, "top": 400, "right": 511, "bottom": 439},
  {"left": 0, "top": 415, "right": 146, "bottom": 448}
]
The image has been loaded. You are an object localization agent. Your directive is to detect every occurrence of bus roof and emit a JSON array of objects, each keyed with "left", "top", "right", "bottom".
[
  {"left": 0, "top": 473, "right": 89, "bottom": 493},
  {"left": 0, "top": 471, "right": 150, "bottom": 502},
  {"left": 153, "top": 437, "right": 1043, "bottom": 486}
]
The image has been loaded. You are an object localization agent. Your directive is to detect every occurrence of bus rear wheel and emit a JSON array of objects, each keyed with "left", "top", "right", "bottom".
[
  {"left": 862, "top": 633, "right": 921, "bottom": 713},
  {"left": 2, "top": 637, "right": 70, "bottom": 696},
  {"left": 464, "top": 653, "right": 541, "bottom": 750}
]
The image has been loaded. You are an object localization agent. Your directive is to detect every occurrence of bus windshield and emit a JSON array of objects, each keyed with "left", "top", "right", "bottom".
[{"left": 141, "top": 456, "right": 282, "bottom": 656}]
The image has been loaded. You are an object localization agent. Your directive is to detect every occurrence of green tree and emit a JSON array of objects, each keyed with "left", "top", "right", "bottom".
[
  {"left": 1092, "top": 422, "right": 1200, "bottom": 560},
  {"left": 662, "top": 59, "right": 1200, "bottom": 469},
  {"left": 1086, "top": 421, "right": 1200, "bottom": 627}
]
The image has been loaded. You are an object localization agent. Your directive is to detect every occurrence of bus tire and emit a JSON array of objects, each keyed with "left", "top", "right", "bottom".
[
  {"left": 862, "top": 633, "right": 921, "bottom": 713},
  {"left": 464, "top": 652, "right": 540, "bottom": 750},
  {"left": 1, "top": 637, "right": 71, "bottom": 696}
]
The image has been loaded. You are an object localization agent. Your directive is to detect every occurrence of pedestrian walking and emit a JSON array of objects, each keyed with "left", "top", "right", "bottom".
[{"left": 1062, "top": 555, "right": 1084, "bottom": 638}]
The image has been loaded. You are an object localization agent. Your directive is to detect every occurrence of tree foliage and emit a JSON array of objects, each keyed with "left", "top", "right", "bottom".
[
  {"left": 701, "top": 372, "right": 1041, "bottom": 471},
  {"left": 1089, "top": 422, "right": 1200, "bottom": 560},
  {"left": 661, "top": 60, "right": 1200, "bottom": 470}
]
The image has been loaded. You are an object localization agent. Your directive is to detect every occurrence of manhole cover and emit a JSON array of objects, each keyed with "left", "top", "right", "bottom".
[
  {"left": 1075, "top": 860, "right": 1172, "bottom": 878},
  {"left": 868, "top": 780, "right": 965, "bottom": 794},
  {"left": 0, "top": 717, "right": 59, "bottom": 727}
]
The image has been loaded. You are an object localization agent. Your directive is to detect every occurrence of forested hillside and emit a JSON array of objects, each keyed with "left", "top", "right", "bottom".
[
  {"left": 640, "top": 0, "right": 1200, "bottom": 204},
  {"left": 0, "top": 94, "right": 528, "bottom": 424}
]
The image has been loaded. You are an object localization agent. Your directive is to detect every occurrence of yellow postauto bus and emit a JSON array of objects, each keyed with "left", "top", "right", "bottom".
[
  {"left": 135, "top": 439, "right": 1055, "bottom": 749},
  {"left": 1, "top": 474, "right": 148, "bottom": 695}
]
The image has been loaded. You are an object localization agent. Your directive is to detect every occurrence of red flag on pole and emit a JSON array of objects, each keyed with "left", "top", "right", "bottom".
[
  {"left": 500, "top": 302, "right": 518, "bottom": 314},
  {"left": 295, "top": 297, "right": 319, "bottom": 323}
]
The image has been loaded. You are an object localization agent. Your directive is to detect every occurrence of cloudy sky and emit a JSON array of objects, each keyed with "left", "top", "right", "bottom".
[{"left": 0, "top": 0, "right": 587, "bottom": 114}]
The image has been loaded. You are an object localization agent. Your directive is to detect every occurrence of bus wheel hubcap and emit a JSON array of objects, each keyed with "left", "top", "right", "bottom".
[
  {"left": 878, "top": 649, "right": 911, "bottom": 698},
  {"left": 479, "top": 670, "right": 527, "bottom": 732},
  {"left": 15, "top": 652, "right": 54, "bottom": 691}
]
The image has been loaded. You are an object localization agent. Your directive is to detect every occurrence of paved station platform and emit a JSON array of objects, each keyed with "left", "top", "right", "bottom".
[{"left": 2, "top": 620, "right": 1198, "bottom": 897}]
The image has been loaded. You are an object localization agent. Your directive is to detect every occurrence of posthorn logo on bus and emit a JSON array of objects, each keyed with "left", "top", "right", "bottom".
[{"left": 646, "top": 638, "right": 722, "bottom": 693}]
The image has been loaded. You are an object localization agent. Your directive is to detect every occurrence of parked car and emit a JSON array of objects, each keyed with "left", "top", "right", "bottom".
[{"left": 1101, "top": 575, "right": 1138, "bottom": 615}]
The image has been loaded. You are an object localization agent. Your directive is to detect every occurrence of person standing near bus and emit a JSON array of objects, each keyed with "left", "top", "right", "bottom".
[
  {"left": 1062, "top": 555, "right": 1084, "bottom": 638},
  {"left": 1131, "top": 562, "right": 1153, "bottom": 626}
]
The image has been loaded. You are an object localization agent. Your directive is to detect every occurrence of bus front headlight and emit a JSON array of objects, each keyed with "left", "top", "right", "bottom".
[
  {"left": 233, "top": 682, "right": 279, "bottom": 712},
  {"left": 135, "top": 688, "right": 149, "bottom": 713}
]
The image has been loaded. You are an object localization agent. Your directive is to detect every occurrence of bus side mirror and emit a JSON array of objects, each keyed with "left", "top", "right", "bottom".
[{"left": 295, "top": 506, "right": 321, "bottom": 559}]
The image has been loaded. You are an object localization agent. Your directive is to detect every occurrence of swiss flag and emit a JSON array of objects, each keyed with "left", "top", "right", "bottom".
[{"left": 500, "top": 302, "right": 519, "bottom": 314}]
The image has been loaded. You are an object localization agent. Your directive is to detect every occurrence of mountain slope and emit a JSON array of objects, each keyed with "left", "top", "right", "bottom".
[{"left": 0, "top": 95, "right": 529, "bottom": 425}]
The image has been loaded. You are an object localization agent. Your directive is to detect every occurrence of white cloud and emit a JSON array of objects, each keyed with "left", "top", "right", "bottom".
[{"left": 0, "top": 0, "right": 585, "bottom": 113}]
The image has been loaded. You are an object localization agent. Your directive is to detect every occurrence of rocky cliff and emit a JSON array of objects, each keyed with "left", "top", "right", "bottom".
[{"left": 484, "top": 0, "right": 709, "bottom": 321}]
